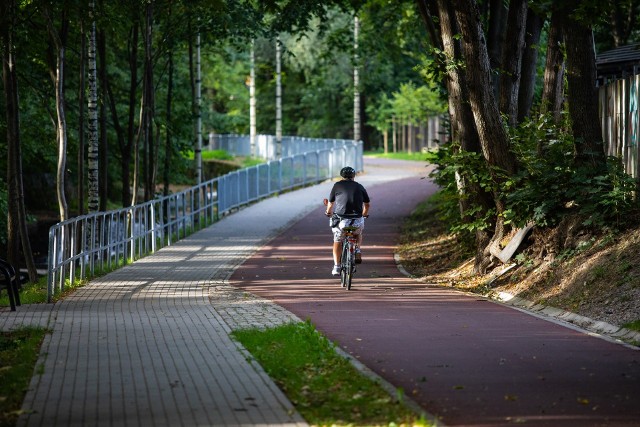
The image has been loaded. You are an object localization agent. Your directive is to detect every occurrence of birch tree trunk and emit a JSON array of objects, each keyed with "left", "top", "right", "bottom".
[
  {"left": 353, "top": 16, "right": 361, "bottom": 142},
  {"left": 276, "top": 37, "right": 282, "bottom": 158},
  {"left": 87, "top": 0, "right": 100, "bottom": 213},
  {"left": 195, "top": 31, "right": 203, "bottom": 184},
  {"left": 249, "top": 40, "right": 256, "bottom": 157}
]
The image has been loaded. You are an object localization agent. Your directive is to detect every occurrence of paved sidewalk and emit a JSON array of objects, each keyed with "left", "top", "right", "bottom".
[{"left": 0, "top": 158, "right": 426, "bottom": 427}]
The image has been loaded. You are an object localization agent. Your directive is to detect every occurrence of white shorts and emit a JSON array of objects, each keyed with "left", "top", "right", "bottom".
[{"left": 331, "top": 217, "right": 365, "bottom": 243}]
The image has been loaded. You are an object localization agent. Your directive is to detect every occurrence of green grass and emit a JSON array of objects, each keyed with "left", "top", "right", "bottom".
[
  {"left": 0, "top": 275, "right": 49, "bottom": 306},
  {"left": 365, "top": 150, "right": 437, "bottom": 162},
  {"left": 184, "top": 149, "right": 234, "bottom": 161},
  {"left": 623, "top": 319, "right": 640, "bottom": 332},
  {"left": 0, "top": 327, "right": 48, "bottom": 427},
  {"left": 232, "top": 320, "right": 433, "bottom": 427},
  {"left": 184, "top": 149, "right": 264, "bottom": 168}
]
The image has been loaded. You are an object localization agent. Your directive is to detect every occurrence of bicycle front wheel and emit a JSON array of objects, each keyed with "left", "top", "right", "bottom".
[
  {"left": 340, "top": 241, "right": 349, "bottom": 288},
  {"left": 345, "top": 259, "right": 353, "bottom": 290},
  {"left": 344, "top": 242, "right": 354, "bottom": 290}
]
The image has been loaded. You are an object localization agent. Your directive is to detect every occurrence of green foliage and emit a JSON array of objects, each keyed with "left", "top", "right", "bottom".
[
  {"left": 427, "top": 113, "right": 638, "bottom": 238},
  {"left": 232, "top": 320, "right": 431, "bottom": 426},
  {"left": 427, "top": 144, "right": 495, "bottom": 236},
  {"left": 392, "top": 83, "right": 446, "bottom": 119},
  {"left": 503, "top": 114, "right": 637, "bottom": 229}
]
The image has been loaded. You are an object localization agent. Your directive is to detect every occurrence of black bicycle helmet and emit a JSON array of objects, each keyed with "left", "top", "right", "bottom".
[{"left": 340, "top": 166, "right": 356, "bottom": 179}]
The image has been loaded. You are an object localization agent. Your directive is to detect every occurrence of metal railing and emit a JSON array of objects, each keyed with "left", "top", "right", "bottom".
[
  {"left": 47, "top": 137, "right": 362, "bottom": 301},
  {"left": 207, "top": 134, "right": 362, "bottom": 161}
]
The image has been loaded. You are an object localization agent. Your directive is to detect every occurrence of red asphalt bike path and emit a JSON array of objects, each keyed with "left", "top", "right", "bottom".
[{"left": 229, "top": 172, "right": 640, "bottom": 426}]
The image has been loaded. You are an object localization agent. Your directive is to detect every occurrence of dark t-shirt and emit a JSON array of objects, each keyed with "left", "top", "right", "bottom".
[{"left": 329, "top": 180, "right": 370, "bottom": 218}]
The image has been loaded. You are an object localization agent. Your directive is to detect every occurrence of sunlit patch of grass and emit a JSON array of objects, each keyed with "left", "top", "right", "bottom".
[
  {"left": 232, "top": 320, "right": 434, "bottom": 426},
  {"left": 365, "top": 151, "right": 436, "bottom": 162}
]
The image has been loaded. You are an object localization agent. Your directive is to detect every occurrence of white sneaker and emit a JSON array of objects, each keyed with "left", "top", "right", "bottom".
[{"left": 331, "top": 265, "right": 340, "bottom": 276}]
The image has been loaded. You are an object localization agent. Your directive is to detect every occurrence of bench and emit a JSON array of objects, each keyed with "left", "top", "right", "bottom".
[{"left": 0, "top": 258, "right": 24, "bottom": 311}]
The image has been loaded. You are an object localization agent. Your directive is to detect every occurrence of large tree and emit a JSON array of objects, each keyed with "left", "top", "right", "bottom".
[
  {"left": 1, "top": 0, "right": 37, "bottom": 280},
  {"left": 418, "top": 0, "right": 494, "bottom": 270},
  {"left": 560, "top": 1, "right": 607, "bottom": 170}
]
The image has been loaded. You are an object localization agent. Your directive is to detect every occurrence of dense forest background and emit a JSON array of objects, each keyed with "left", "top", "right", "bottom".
[{"left": 2, "top": 0, "right": 640, "bottom": 279}]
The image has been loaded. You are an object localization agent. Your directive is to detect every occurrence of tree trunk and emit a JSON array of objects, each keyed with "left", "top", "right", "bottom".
[
  {"left": 540, "top": 10, "right": 565, "bottom": 124},
  {"left": 104, "top": 70, "right": 129, "bottom": 207},
  {"left": 164, "top": 49, "right": 174, "bottom": 197},
  {"left": 560, "top": 1, "right": 607, "bottom": 170},
  {"left": 353, "top": 16, "right": 361, "bottom": 142},
  {"left": 142, "top": 2, "right": 155, "bottom": 201},
  {"left": 195, "top": 31, "right": 203, "bottom": 183},
  {"left": 426, "top": 0, "right": 494, "bottom": 272},
  {"left": 517, "top": 8, "right": 544, "bottom": 122},
  {"left": 87, "top": 0, "right": 99, "bottom": 213},
  {"left": 609, "top": 0, "right": 640, "bottom": 48},
  {"left": 451, "top": 0, "right": 519, "bottom": 272},
  {"left": 124, "top": 22, "right": 139, "bottom": 207},
  {"left": 98, "top": 26, "right": 108, "bottom": 211},
  {"left": 498, "top": 0, "right": 527, "bottom": 126},
  {"left": 78, "top": 19, "right": 86, "bottom": 216},
  {"left": 2, "top": 0, "right": 38, "bottom": 281},
  {"left": 275, "top": 37, "right": 282, "bottom": 157},
  {"left": 44, "top": 6, "right": 70, "bottom": 222},
  {"left": 486, "top": 0, "right": 507, "bottom": 96}
]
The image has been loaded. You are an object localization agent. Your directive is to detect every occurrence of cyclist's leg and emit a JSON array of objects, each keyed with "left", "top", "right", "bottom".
[
  {"left": 354, "top": 217, "right": 364, "bottom": 263},
  {"left": 331, "top": 223, "right": 344, "bottom": 274},
  {"left": 332, "top": 241, "right": 342, "bottom": 265}
]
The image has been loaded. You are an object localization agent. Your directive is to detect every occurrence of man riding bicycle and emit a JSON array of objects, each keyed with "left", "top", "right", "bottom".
[{"left": 325, "top": 166, "right": 370, "bottom": 276}]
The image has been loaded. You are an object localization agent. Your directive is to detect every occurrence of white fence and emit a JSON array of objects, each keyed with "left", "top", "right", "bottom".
[
  {"left": 47, "top": 136, "right": 363, "bottom": 301},
  {"left": 599, "top": 73, "right": 640, "bottom": 178}
]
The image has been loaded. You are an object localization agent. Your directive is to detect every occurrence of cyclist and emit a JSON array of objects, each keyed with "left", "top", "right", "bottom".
[{"left": 325, "top": 166, "right": 370, "bottom": 276}]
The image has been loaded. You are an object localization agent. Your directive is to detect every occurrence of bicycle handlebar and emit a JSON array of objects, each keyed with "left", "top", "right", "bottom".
[{"left": 324, "top": 212, "right": 369, "bottom": 218}]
